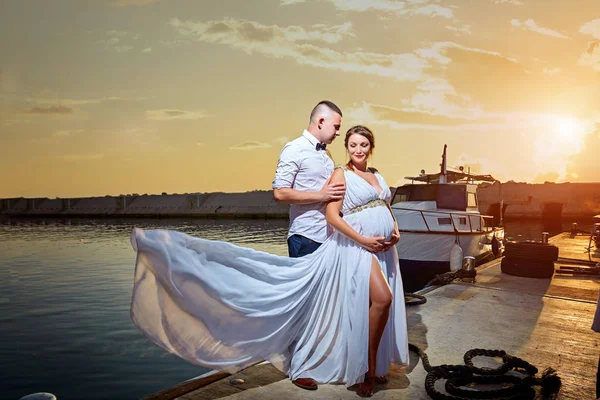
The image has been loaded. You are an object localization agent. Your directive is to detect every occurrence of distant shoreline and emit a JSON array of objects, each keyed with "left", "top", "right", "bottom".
[
  {"left": 2, "top": 181, "right": 600, "bottom": 220},
  {"left": 0, "top": 191, "right": 289, "bottom": 219}
]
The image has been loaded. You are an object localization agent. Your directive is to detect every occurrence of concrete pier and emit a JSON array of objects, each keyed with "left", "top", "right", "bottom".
[{"left": 142, "top": 231, "right": 600, "bottom": 399}]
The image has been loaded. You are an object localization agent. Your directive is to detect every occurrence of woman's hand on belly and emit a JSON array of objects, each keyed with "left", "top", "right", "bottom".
[
  {"left": 358, "top": 235, "right": 387, "bottom": 253},
  {"left": 381, "top": 231, "right": 400, "bottom": 252}
]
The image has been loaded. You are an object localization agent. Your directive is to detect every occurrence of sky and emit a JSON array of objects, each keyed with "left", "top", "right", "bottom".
[{"left": 1, "top": 0, "right": 599, "bottom": 198}]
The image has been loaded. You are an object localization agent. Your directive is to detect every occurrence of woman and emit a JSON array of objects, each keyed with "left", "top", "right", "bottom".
[
  {"left": 325, "top": 125, "right": 406, "bottom": 396},
  {"left": 130, "top": 125, "right": 408, "bottom": 396}
]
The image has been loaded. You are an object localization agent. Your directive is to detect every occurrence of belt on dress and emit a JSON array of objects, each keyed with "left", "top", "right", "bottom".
[{"left": 340, "top": 199, "right": 387, "bottom": 217}]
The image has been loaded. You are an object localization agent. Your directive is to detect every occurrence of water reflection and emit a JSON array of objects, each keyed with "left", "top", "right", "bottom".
[
  {"left": 0, "top": 217, "right": 289, "bottom": 400},
  {"left": 0, "top": 217, "right": 594, "bottom": 400}
]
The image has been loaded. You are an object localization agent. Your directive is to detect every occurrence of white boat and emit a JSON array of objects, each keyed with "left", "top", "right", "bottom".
[{"left": 391, "top": 145, "right": 505, "bottom": 292}]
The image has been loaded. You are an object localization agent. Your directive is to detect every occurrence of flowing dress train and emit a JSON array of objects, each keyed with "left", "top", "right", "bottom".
[{"left": 130, "top": 168, "right": 409, "bottom": 387}]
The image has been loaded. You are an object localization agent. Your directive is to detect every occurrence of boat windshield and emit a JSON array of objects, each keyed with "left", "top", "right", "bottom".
[{"left": 392, "top": 184, "right": 468, "bottom": 211}]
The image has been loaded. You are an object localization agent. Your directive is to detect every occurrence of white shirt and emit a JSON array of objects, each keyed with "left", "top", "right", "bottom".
[{"left": 272, "top": 130, "right": 334, "bottom": 242}]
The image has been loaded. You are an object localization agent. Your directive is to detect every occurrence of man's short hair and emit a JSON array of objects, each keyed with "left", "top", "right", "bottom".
[{"left": 309, "top": 100, "right": 343, "bottom": 122}]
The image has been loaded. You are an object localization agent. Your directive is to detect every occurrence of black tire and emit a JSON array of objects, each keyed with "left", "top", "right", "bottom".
[
  {"left": 504, "top": 241, "right": 558, "bottom": 262},
  {"left": 501, "top": 257, "right": 555, "bottom": 278}
]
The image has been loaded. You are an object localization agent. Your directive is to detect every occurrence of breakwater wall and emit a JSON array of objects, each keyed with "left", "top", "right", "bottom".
[
  {"left": 0, "top": 191, "right": 289, "bottom": 219},
  {"left": 478, "top": 181, "right": 600, "bottom": 221},
  {"left": 2, "top": 182, "right": 600, "bottom": 220}
]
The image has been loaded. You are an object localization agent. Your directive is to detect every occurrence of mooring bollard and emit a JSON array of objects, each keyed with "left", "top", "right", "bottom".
[
  {"left": 542, "top": 232, "right": 549, "bottom": 243},
  {"left": 19, "top": 394, "right": 57, "bottom": 400},
  {"left": 462, "top": 256, "right": 476, "bottom": 283}
]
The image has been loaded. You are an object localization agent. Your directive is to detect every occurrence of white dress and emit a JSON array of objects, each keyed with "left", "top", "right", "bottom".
[{"left": 130, "top": 168, "right": 409, "bottom": 387}]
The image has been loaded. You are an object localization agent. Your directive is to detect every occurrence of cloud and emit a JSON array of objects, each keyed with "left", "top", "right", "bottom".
[
  {"left": 142, "top": 47, "right": 152, "bottom": 53},
  {"left": 429, "top": 42, "right": 558, "bottom": 113},
  {"left": 230, "top": 141, "right": 272, "bottom": 151},
  {"left": 281, "top": 0, "right": 406, "bottom": 12},
  {"left": 406, "top": 42, "right": 528, "bottom": 115},
  {"left": 171, "top": 18, "right": 535, "bottom": 115},
  {"left": 579, "top": 40, "right": 600, "bottom": 71},
  {"left": 445, "top": 24, "right": 472, "bottom": 36},
  {"left": 579, "top": 20, "right": 600, "bottom": 71},
  {"left": 53, "top": 129, "right": 83, "bottom": 137},
  {"left": 492, "top": 0, "right": 522, "bottom": 4},
  {"left": 2, "top": 118, "right": 31, "bottom": 126},
  {"left": 579, "top": 18, "right": 600, "bottom": 39},
  {"left": 413, "top": 4, "right": 453, "bottom": 19},
  {"left": 170, "top": 18, "right": 434, "bottom": 82},
  {"left": 416, "top": 41, "right": 515, "bottom": 65},
  {"left": 145, "top": 109, "right": 207, "bottom": 121},
  {"left": 510, "top": 19, "right": 569, "bottom": 39},
  {"left": 159, "top": 39, "right": 189, "bottom": 48},
  {"left": 99, "top": 30, "right": 140, "bottom": 52},
  {"left": 27, "top": 105, "right": 73, "bottom": 115},
  {"left": 280, "top": 0, "right": 453, "bottom": 18},
  {"left": 542, "top": 67, "right": 561, "bottom": 76},
  {"left": 56, "top": 154, "right": 104, "bottom": 161},
  {"left": 111, "top": 0, "right": 161, "bottom": 6},
  {"left": 273, "top": 136, "right": 291, "bottom": 145},
  {"left": 346, "top": 102, "right": 504, "bottom": 131},
  {"left": 28, "top": 96, "right": 146, "bottom": 106},
  {"left": 170, "top": 18, "right": 354, "bottom": 45}
]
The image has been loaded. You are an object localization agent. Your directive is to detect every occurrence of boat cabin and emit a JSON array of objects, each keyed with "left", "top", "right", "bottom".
[{"left": 391, "top": 183, "right": 479, "bottom": 212}]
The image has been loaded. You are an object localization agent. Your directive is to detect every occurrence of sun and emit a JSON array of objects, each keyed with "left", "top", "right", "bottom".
[
  {"left": 532, "top": 115, "right": 588, "bottom": 182},
  {"left": 555, "top": 117, "right": 580, "bottom": 144}
]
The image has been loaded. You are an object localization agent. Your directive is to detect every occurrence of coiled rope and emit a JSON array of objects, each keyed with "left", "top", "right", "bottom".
[{"left": 409, "top": 343, "right": 561, "bottom": 400}]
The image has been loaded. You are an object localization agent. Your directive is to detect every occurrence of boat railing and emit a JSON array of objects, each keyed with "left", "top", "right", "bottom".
[{"left": 393, "top": 207, "right": 498, "bottom": 234}]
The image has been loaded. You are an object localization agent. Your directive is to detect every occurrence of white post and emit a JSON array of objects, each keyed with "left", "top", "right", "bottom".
[{"left": 461, "top": 256, "right": 476, "bottom": 283}]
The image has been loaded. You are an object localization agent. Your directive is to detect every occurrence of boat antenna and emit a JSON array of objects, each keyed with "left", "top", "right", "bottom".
[{"left": 439, "top": 144, "right": 447, "bottom": 184}]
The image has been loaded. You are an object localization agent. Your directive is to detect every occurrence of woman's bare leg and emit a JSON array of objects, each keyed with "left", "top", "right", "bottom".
[{"left": 357, "top": 256, "right": 393, "bottom": 397}]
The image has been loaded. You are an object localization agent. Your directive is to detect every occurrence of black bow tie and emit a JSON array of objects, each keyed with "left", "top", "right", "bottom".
[{"left": 316, "top": 143, "right": 327, "bottom": 151}]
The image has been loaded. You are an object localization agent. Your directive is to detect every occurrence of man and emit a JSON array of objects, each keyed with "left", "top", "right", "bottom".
[
  {"left": 273, "top": 100, "right": 345, "bottom": 258},
  {"left": 272, "top": 100, "right": 344, "bottom": 390}
]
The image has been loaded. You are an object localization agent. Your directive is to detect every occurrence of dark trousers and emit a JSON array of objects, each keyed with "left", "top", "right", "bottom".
[
  {"left": 287, "top": 234, "right": 322, "bottom": 258},
  {"left": 597, "top": 355, "right": 600, "bottom": 399},
  {"left": 286, "top": 233, "right": 322, "bottom": 380}
]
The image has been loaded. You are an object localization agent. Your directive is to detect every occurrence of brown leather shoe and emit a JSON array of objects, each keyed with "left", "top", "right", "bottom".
[{"left": 292, "top": 377, "right": 318, "bottom": 390}]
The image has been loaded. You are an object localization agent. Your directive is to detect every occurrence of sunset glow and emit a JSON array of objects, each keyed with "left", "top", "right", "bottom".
[
  {"left": 1, "top": 1, "right": 599, "bottom": 198},
  {"left": 555, "top": 117, "right": 585, "bottom": 145}
]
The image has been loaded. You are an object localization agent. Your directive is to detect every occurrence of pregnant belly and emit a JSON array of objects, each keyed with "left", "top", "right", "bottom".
[{"left": 351, "top": 206, "right": 395, "bottom": 241}]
